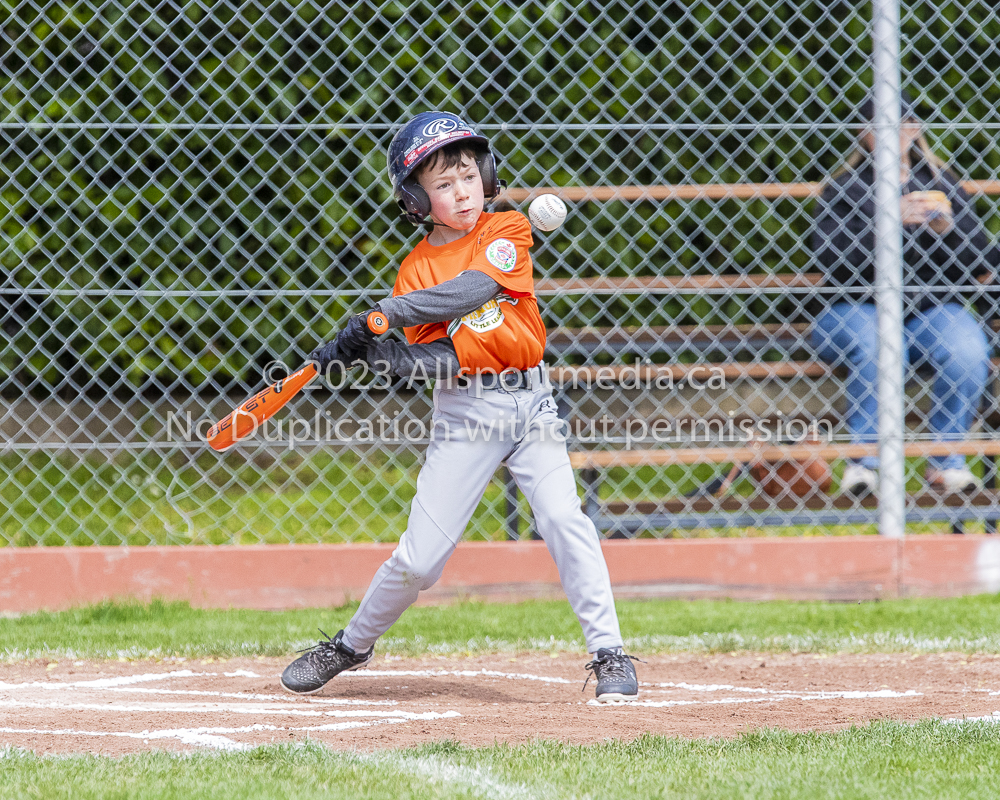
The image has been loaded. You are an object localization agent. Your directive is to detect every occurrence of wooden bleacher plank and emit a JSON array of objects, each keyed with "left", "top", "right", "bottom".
[
  {"left": 569, "top": 440, "right": 1000, "bottom": 469},
  {"left": 604, "top": 489, "right": 1000, "bottom": 515},
  {"left": 535, "top": 272, "right": 824, "bottom": 295},
  {"left": 552, "top": 357, "right": 1000, "bottom": 386},
  {"left": 549, "top": 361, "right": 829, "bottom": 385},
  {"left": 506, "top": 182, "right": 819, "bottom": 202},
  {"left": 547, "top": 320, "right": 1000, "bottom": 353},
  {"left": 505, "top": 180, "right": 1000, "bottom": 204},
  {"left": 546, "top": 322, "right": 810, "bottom": 350}
]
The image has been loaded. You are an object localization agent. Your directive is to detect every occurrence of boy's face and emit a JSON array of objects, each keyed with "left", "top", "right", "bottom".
[{"left": 416, "top": 153, "right": 484, "bottom": 233}]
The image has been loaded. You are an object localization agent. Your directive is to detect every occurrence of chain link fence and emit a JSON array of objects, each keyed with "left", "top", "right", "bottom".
[{"left": 2, "top": 0, "right": 999, "bottom": 545}]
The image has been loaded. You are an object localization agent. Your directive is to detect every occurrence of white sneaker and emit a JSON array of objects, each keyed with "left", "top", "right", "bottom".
[
  {"left": 841, "top": 463, "right": 878, "bottom": 497},
  {"left": 926, "top": 467, "right": 980, "bottom": 494}
]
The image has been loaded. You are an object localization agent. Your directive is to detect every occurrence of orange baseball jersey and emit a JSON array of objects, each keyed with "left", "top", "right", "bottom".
[{"left": 393, "top": 211, "right": 547, "bottom": 373}]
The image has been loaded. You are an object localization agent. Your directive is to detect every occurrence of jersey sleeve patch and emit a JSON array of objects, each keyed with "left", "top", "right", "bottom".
[{"left": 485, "top": 238, "right": 517, "bottom": 273}]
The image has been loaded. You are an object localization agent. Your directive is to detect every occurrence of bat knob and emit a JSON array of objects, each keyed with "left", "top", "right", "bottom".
[{"left": 367, "top": 312, "right": 389, "bottom": 334}]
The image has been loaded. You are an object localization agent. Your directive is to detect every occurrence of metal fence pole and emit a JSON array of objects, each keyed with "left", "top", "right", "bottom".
[{"left": 872, "top": 0, "right": 907, "bottom": 538}]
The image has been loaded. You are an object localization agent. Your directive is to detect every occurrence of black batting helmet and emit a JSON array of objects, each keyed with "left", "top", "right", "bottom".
[{"left": 386, "top": 111, "right": 502, "bottom": 226}]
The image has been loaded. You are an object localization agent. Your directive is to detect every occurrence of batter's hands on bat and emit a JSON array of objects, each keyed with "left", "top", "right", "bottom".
[
  {"left": 311, "top": 309, "right": 387, "bottom": 375},
  {"left": 310, "top": 335, "right": 350, "bottom": 374},
  {"left": 339, "top": 311, "right": 381, "bottom": 361}
]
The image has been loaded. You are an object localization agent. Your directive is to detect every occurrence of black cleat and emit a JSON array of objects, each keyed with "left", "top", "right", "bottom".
[
  {"left": 584, "top": 647, "right": 640, "bottom": 703},
  {"left": 280, "top": 629, "right": 374, "bottom": 695}
]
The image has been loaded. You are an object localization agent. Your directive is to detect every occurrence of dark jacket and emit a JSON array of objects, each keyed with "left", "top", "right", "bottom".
[{"left": 812, "top": 157, "right": 998, "bottom": 316}]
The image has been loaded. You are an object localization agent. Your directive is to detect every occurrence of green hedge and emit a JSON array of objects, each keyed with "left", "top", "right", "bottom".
[{"left": 1, "top": 1, "right": 997, "bottom": 394}]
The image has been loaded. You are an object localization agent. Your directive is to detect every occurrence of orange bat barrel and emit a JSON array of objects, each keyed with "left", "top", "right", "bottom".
[{"left": 205, "top": 363, "right": 318, "bottom": 452}]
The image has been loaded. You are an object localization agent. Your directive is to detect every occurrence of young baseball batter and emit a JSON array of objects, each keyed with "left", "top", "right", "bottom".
[{"left": 281, "top": 111, "right": 639, "bottom": 702}]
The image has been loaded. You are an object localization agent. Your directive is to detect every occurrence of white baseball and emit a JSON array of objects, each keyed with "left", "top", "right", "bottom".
[{"left": 528, "top": 194, "right": 567, "bottom": 231}]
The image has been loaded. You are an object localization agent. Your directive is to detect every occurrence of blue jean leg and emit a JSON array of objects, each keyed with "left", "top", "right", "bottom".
[
  {"left": 904, "top": 303, "right": 991, "bottom": 471},
  {"left": 811, "top": 303, "right": 892, "bottom": 470}
]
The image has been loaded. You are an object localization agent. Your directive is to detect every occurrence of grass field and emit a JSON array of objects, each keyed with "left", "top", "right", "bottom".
[
  {"left": 5, "top": 722, "right": 1000, "bottom": 800},
  {"left": 6, "top": 451, "right": 991, "bottom": 546},
  {"left": 6, "top": 594, "right": 1000, "bottom": 661},
  {"left": 4, "top": 596, "right": 1000, "bottom": 799}
]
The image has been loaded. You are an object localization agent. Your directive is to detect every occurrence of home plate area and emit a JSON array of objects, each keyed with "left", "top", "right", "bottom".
[{"left": 2, "top": 653, "right": 999, "bottom": 755}]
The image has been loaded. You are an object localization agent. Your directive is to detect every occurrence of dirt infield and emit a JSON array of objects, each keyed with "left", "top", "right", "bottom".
[{"left": 2, "top": 653, "right": 998, "bottom": 755}]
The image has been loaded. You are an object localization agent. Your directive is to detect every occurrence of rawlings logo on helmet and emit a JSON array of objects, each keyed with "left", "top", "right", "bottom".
[
  {"left": 403, "top": 131, "right": 474, "bottom": 167},
  {"left": 422, "top": 118, "right": 459, "bottom": 137}
]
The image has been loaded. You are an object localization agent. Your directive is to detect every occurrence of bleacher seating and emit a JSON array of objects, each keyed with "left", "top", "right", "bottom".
[{"left": 497, "top": 182, "right": 1000, "bottom": 538}]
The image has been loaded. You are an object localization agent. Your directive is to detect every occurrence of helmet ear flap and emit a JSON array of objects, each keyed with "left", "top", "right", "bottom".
[
  {"left": 476, "top": 150, "right": 501, "bottom": 199},
  {"left": 394, "top": 149, "right": 501, "bottom": 226},
  {"left": 398, "top": 179, "right": 431, "bottom": 225}
]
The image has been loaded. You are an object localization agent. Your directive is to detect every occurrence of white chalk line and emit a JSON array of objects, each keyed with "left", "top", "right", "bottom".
[
  {"left": 0, "top": 670, "right": 258, "bottom": 689},
  {"left": 647, "top": 681, "right": 773, "bottom": 694},
  {"left": 588, "top": 683, "right": 921, "bottom": 707},
  {"left": 89, "top": 686, "right": 396, "bottom": 705},
  {"left": 355, "top": 752, "right": 541, "bottom": 800},
  {"left": 0, "top": 668, "right": 463, "bottom": 751},
  {"left": 644, "top": 681, "right": 922, "bottom": 700},
  {"left": 1, "top": 679, "right": 396, "bottom": 706},
  {"left": 0, "top": 698, "right": 457, "bottom": 720},
  {"left": 945, "top": 712, "right": 1000, "bottom": 724},
  {"left": 341, "top": 668, "right": 574, "bottom": 684},
  {"left": 3, "top": 666, "right": 576, "bottom": 691},
  {"left": 588, "top": 697, "right": 766, "bottom": 708},
  {"left": 0, "top": 733, "right": 544, "bottom": 798},
  {"left": 0, "top": 718, "right": 415, "bottom": 752}
]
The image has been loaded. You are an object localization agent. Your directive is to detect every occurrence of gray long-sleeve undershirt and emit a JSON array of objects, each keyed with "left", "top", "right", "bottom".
[
  {"left": 366, "top": 338, "right": 462, "bottom": 381},
  {"left": 376, "top": 270, "right": 501, "bottom": 328},
  {"left": 368, "top": 270, "right": 502, "bottom": 379}
]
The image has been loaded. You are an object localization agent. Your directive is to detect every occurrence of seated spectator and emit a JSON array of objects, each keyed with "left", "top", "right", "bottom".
[{"left": 811, "top": 90, "right": 998, "bottom": 496}]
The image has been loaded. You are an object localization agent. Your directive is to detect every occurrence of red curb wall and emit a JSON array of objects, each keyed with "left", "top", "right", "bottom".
[
  {"left": 901, "top": 535, "right": 1000, "bottom": 597},
  {"left": 1, "top": 536, "right": 999, "bottom": 613}
]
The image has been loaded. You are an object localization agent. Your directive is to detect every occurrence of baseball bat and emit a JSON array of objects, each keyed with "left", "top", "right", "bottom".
[
  {"left": 367, "top": 310, "right": 389, "bottom": 334},
  {"left": 205, "top": 363, "right": 319, "bottom": 452},
  {"left": 205, "top": 313, "right": 388, "bottom": 452}
]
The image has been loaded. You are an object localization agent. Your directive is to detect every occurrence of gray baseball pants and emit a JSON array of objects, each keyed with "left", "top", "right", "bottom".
[{"left": 341, "top": 369, "right": 624, "bottom": 654}]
